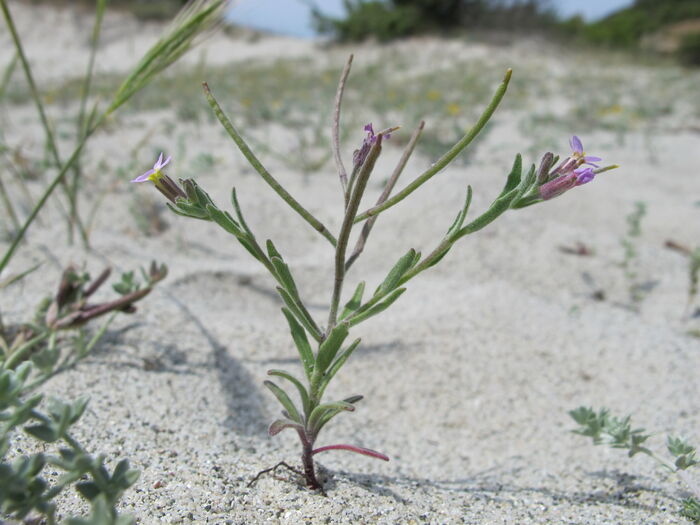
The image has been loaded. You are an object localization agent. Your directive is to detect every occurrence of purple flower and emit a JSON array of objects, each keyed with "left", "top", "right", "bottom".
[
  {"left": 132, "top": 152, "right": 172, "bottom": 183},
  {"left": 131, "top": 153, "right": 185, "bottom": 203},
  {"left": 538, "top": 137, "right": 606, "bottom": 200},
  {"left": 569, "top": 135, "right": 602, "bottom": 167},
  {"left": 573, "top": 166, "right": 596, "bottom": 185},
  {"left": 352, "top": 123, "right": 393, "bottom": 170}
]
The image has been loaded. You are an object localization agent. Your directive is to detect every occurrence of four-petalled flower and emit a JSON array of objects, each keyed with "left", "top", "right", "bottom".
[
  {"left": 539, "top": 136, "right": 607, "bottom": 200},
  {"left": 131, "top": 153, "right": 185, "bottom": 203}
]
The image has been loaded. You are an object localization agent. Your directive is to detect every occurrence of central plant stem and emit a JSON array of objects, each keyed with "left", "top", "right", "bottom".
[
  {"left": 301, "top": 439, "right": 320, "bottom": 489},
  {"left": 327, "top": 136, "right": 383, "bottom": 330}
]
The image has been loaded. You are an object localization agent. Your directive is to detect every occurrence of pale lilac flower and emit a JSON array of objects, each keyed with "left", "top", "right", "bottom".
[
  {"left": 538, "top": 137, "right": 606, "bottom": 200},
  {"left": 573, "top": 166, "right": 596, "bottom": 185},
  {"left": 552, "top": 135, "right": 602, "bottom": 177},
  {"left": 132, "top": 152, "right": 171, "bottom": 183},
  {"left": 131, "top": 153, "right": 185, "bottom": 203},
  {"left": 569, "top": 135, "right": 602, "bottom": 167}
]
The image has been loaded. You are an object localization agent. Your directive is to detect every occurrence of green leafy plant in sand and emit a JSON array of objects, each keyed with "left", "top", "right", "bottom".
[
  {"left": 134, "top": 55, "right": 618, "bottom": 491},
  {"left": 0, "top": 262, "right": 165, "bottom": 524},
  {"left": 570, "top": 407, "right": 700, "bottom": 523}
]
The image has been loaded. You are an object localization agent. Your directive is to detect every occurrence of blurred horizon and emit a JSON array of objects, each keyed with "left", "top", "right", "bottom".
[{"left": 227, "top": 0, "right": 635, "bottom": 38}]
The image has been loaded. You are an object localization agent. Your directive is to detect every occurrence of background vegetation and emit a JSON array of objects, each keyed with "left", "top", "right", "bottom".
[{"left": 314, "top": 0, "right": 700, "bottom": 66}]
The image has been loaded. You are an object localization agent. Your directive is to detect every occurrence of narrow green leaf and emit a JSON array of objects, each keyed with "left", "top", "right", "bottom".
[
  {"left": 281, "top": 308, "right": 314, "bottom": 379},
  {"left": 167, "top": 202, "right": 208, "bottom": 220},
  {"left": 266, "top": 239, "right": 282, "bottom": 260},
  {"left": 426, "top": 246, "right": 451, "bottom": 269},
  {"left": 318, "top": 338, "right": 361, "bottom": 398},
  {"left": 447, "top": 186, "right": 473, "bottom": 237},
  {"left": 411, "top": 250, "right": 422, "bottom": 268},
  {"left": 276, "top": 287, "right": 321, "bottom": 342},
  {"left": 314, "top": 396, "right": 364, "bottom": 435},
  {"left": 263, "top": 380, "right": 302, "bottom": 424},
  {"left": 348, "top": 288, "right": 406, "bottom": 327},
  {"left": 376, "top": 249, "right": 415, "bottom": 296},
  {"left": 307, "top": 401, "right": 355, "bottom": 436},
  {"left": 339, "top": 281, "right": 365, "bottom": 320},
  {"left": 267, "top": 369, "right": 310, "bottom": 417},
  {"left": 269, "top": 418, "right": 305, "bottom": 436},
  {"left": 230, "top": 188, "right": 254, "bottom": 237},
  {"left": 455, "top": 188, "right": 517, "bottom": 239},
  {"left": 315, "top": 323, "right": 349, "bottom": 374},
  {"left": 206, "top": 204, "right": 243, "bottom": 237},
  {"left": 271, "top": 256, "right": 299, "bottom": 298},
  {"left": 501, "top": 153, "right": 522, "bottom": 194},
  {"left": 193, "top": 183, "right": 215, "bottom": 208},
  {"left": 511, "top": 164, "right": 536, "bottom": 205},
  {"left": 237, "top": 236, "right": 264, "bottom": 262}
]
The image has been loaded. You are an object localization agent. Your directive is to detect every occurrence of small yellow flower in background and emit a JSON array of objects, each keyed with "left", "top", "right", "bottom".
[
  {"left": 598, "top": 104, "right": 623, "bottom": 116},
  {"left": 426, "top": 89, "right": 442, "bottom": 101},
  {"left": 446, "top": 103, "right": 461, "bottom": 116}
]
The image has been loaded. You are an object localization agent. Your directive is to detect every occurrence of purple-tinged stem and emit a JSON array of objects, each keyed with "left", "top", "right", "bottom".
[
  {"left": 301, "top": 440, "right": 322, "bottom": 490},
  {"left": 312, "top": 444, "right": 389, "bottom": 461}
]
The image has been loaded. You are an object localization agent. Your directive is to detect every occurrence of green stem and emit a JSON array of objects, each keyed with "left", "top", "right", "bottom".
[
  {"left": 0, "top": 51, "right": 17, "bottom": 100},
  {"left": 0, "top": 172, "right": 20, "bottom": 232},
  {"left": 202, "top": 82, "right": 337, "bottom": 247},
  {"left": 327, "top": 136, "right": 383, "bottom": 330},
  {"left": 353, "top": 69, "right": 512, "bottom": 224},
  {"left": 0, "top": 0, "right": 89, "bottom": 243},
  {"left": 69, "top": 0, "right": 106, "bottom": 248},
  {"left": 4, "top": 331, "right": 51, "bottom": 369},
  {"left": 0, "top": 122, "right": 99, "bottom": 274}
]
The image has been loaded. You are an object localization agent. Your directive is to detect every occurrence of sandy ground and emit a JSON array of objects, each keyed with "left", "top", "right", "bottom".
[{"left": 2, "top": 1, "right": 700, "bottom": 523}]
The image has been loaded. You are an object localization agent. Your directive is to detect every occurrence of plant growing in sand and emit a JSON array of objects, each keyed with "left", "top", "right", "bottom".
[
  {"left": 620, "top": 200, "right": 650, "bottom": 306},
  {"left": 133, "top": 56, "right": 618, "bottom": 490},
  {"left": 570, "top": 407, "right": 700, "bottom": 523},
  {"left": 0, "top": 263, "right": 165, "bottom": 524},
  {"left": 664, "top": 239, "right": 700, "bottom": 321},
  {"left": 0, "top": 363, "right": 139, "bottom": 525}
]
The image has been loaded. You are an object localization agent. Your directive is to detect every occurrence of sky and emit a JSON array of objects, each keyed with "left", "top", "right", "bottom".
[{"left": 227, "top": 0, "right": 635, "bottom": 38}]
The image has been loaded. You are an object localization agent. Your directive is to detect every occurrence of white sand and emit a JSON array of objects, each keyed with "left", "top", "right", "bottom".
[{"left": 2, "top": 1, "right": 700, "bottom": 523}]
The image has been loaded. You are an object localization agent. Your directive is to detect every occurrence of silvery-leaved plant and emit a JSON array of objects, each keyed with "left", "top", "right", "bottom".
[
  {"left": 0, "top": 363, "right": 138, "bottom": 525},
  {"left": 133, "top": 56, "right": 618, "bottom": 490},
  {"left": 570, "top": 407, "right": 700, "bottom": 522}
]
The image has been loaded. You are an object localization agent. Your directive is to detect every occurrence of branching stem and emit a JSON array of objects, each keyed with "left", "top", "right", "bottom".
[{"left": 353, "top": 69, "right": 512, "bottom": 224}]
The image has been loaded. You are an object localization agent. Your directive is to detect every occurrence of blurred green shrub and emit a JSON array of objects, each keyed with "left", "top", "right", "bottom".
[
  {"left": 314, "top": 0, "right": 555, "bottom": 41},
  {"left": 315, "top": 1, "right": 420, "bottom": 42},
  {"left": 574, "top": 0, "right": 700, "bottom": 49},
  {"left": 678, "top": 32, "right": 700, "bottom": 66}
]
